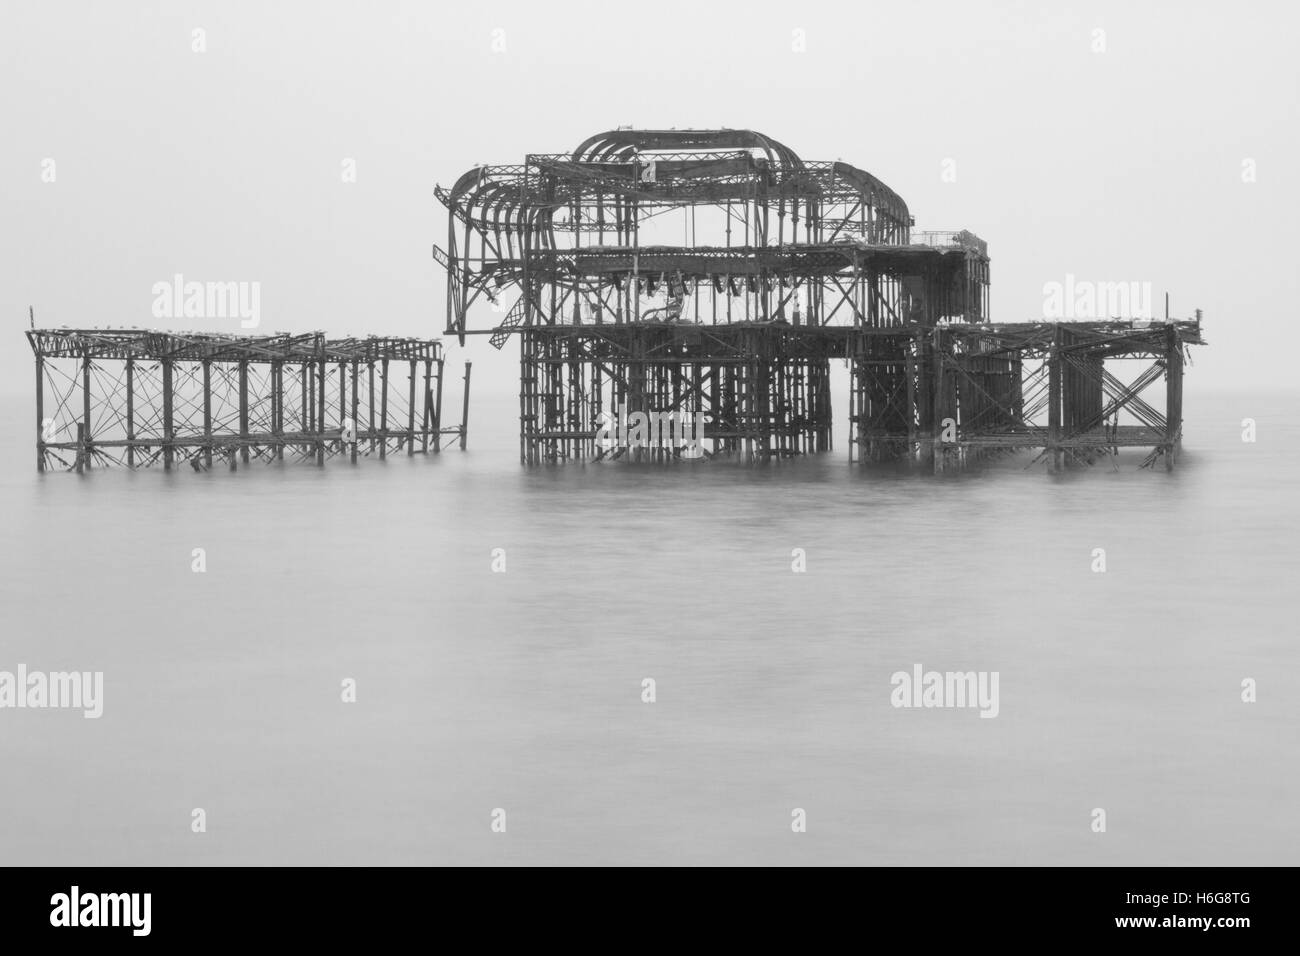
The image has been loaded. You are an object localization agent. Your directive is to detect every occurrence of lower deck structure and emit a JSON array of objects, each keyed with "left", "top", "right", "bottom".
[
  {"left": 520, "top": 323, "right": 836, "bottom": 464},
  {"left": 28, "top": 329, "right": 470, "bottom": 472},
  {"left": 852, "top": 318, "right": 1201, "bottom": 471},
  {"left": 517, "top": 317, "right": 1203, "bottom": 470}
]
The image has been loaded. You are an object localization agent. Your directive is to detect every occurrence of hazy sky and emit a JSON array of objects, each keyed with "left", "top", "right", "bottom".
[{"left": 3, "top": 0, "right": 1296, "bottom": 399}]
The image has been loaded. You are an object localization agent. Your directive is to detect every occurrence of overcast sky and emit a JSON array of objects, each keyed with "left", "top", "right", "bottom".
[{"left": 3, "top": 0, "right": 1296, "bottom": 399}]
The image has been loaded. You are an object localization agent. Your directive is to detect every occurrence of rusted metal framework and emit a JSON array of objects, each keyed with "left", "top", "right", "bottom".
[
  {"left": 434, "top": 127, "right": 1201, "bottom": 469},
  {"left": 852, "top": 318, "right": 1202, "bottom": 471},
  {"left": 436, "top": 128, "right": 991, "bottom": 464},
  {"left": 28, "top": 329, "right": 470, "bottom": 472},
  {"left": 516, "top": 324, "right": 839, "bottom": 462}
]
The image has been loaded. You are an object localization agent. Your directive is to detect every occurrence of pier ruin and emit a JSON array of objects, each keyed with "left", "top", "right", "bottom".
[
  {"left": 28, "top": 328, "right": 469, "bottom": 472},
  {"left": 436, "top": 128, "right": 1203, "bottom": 469}
]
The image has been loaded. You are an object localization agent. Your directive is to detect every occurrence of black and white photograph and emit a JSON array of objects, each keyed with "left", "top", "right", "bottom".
[{"left": 1, "top": 0, "right": 1293, "bottom": 935}]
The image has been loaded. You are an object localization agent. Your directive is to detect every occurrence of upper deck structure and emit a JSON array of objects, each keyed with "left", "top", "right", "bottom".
[{"left": 437, "top": 128, "right": 988, "bottom": 340}]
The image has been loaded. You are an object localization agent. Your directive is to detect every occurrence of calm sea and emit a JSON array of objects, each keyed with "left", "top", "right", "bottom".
[{"left": 1, "top": 387, "right": 1297, "bottom": 865}]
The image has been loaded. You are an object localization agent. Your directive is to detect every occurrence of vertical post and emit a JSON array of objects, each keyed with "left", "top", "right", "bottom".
[
  {"left": 273, "top": 360, "right": 284, "bottom": 461},
  {"left": 163, "top": 359, "right": 174, "bottom": 469},
  {"left": 1165, "top": 324, "right": 1183, "bottom": 470},
  {"left": 317, "top": 358, "right": 326, "bottom": 465},
  {"left": 238, "top": 360, "right": 249, "bottom": 465},
  {"left": 847, "top": 352, "right": 857, "bottom": 464},
  {"left": 823, "top": 360, "right": 833, "bottom": 452},
  {"left": 725, "top": 200, "right": 733, "bottom": 324},
  {"left": 202, "top": 359, "right": 213, "bottom": 468},
  {"left": 931, "top": 328, "right": 947, "bottom": 474},
  {"left": 368, "top": 360, "right": 376, "bottom": 453},
  {"left": 35, "top": 349, "right": 45, "bottom": 472},
  {"left": 421, "top": 358, "right": 432, "bottom": 453},
  {"left": 632, "top": 185, "right": 640, "bottom": 323},
  {"left": 905, "top": 331, "right": 917, "bottom": 465},
  {"left": 350, "top": 358, "right": 359, "bottom": 464},
  {"left": 520, "top": 334, "right": 529, "bottom": 464},
  {"left": 82, "top": 350, "right": 92, "bottom": 470},
  {"left": 434, "top": 356, "right": 445, "bottom": 452},
  {"left": 1048, "top": 325, "right": 1062, "bottom": 473},
  {"left": 379, "top": 358, "right": 389, "bottom": 460},
  {"left": 407, "top": 359, "right": 416, "bottom": 455},
  {"left": 126, "top": 358, "right": 135, "bottom": 467},
  {"left": 339, "top": 361, "right": 347, "bottom": 458},
  {"left": 303, "top": 361, "right": 312, "bottom": 457},
  {"left": 460, "top": 361, "right": 472, "bottom": 450}
]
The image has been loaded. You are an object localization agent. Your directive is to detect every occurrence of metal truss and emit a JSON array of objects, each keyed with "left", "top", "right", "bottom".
[
  {"left": 28, "top": 329, "right": 471, "bottom": 472},
  {"left": 848, "top": 320, "right": 1203, "bottom": 471}
]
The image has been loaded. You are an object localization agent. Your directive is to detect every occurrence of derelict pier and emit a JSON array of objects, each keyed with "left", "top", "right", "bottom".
[
  {"left": 436, "top": 128, "right": 1202, "bottom": 469},
  {"left": 27, "top": 328, "right": 469, "bottom": 472}
]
